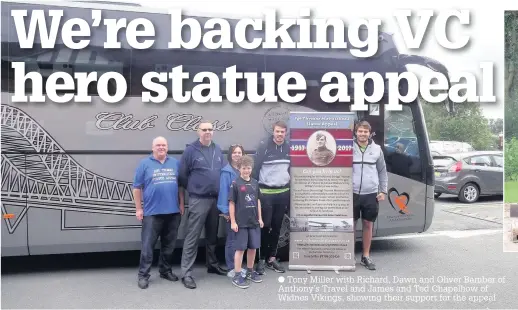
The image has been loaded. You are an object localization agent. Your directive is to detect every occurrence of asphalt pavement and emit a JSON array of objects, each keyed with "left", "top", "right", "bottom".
[{"left": 2, "top": 195, "right": 517, "bottom": 309}]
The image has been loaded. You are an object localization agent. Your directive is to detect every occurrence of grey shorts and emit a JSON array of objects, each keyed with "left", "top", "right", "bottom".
[{"left": 233, "top": 226, "right": 261, "bottom": 250}]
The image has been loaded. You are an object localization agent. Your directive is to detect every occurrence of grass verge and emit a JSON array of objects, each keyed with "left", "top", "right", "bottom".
[{"left": 505, "top": 182, "right": 518, "bottom": 203}]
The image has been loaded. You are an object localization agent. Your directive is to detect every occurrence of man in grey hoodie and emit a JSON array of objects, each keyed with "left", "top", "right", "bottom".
[{"left": 352, "top": 120, "right": 388, "bottom": 271}]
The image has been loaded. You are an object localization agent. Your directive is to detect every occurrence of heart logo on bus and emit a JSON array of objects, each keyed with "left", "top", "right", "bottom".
[{"left": 388, "top": 188, "right": 410, "bottom": 215}]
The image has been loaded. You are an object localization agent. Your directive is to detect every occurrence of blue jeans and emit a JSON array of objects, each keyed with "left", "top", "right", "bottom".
[{"left": 225, "top": 220, "right": 236, "bottom": 270}]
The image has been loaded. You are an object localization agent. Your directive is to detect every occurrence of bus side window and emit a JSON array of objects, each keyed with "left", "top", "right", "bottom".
[
  {"left": 1, "top": 49, "right": 124, "bottom": 97},
  {"left": 384, "top": 105, "right": 421, "bottom": 180}
]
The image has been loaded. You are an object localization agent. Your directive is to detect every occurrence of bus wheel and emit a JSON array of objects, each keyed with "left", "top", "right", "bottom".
[{"left": 459, "top": 183, "right": 479, "bottom": 203}]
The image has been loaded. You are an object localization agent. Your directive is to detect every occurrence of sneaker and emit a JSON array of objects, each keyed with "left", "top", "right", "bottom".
[
  {"left": 227, "top": 269, "right": 235, "bottom": 278},
  {"left": 138, "top": 278, "right": 149, "bottom": 289},
  {"left": 232, "top": 274, "right": 250, "bottom": 289},
  {"left": 361, "top": 256, "right": 376, "bottom": 270},
  {"left": 247, "top": 270, "right": 263, "bottom": 283},
  {"left": 266, "top": 259, "right": 285, "bottom": 273},
  {"left": 255, "top": 259, "right": 266, "bottom": 275},
  {"left": 160, "top": 272, "right": 179, "bottom": 282}
]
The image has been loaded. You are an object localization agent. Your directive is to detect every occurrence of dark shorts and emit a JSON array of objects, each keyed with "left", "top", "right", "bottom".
[
  {"left": 353, "top": 193, "right": 379, "bottom": 222},
  {"left": 234, "top": 226, "right": 261, "bottom": 250}
]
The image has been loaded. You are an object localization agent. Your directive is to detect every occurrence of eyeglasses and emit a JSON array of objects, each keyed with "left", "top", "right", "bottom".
[
  {"left": 200, "top": 128, "right": 213, "bottom": 132},
  {"left": 231, "top": 144, "right": 243, "bottom": 147}
]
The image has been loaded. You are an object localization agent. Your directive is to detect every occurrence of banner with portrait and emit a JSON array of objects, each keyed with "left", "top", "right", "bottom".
[{"left": 288, "top": 111, "right": 356, "bottom": 271}]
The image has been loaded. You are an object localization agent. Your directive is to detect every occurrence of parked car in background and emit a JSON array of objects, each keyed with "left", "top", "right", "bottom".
[
  {"left": 433, "top": 151, "right": 503, "bottom": 203},
  {"left": 429, "top": 140, "right": 475, "bottom": 156}
]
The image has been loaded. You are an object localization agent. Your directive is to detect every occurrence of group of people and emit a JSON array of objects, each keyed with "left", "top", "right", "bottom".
[{"left": 132, "top": 119, "right": 388, "bottom": 290}]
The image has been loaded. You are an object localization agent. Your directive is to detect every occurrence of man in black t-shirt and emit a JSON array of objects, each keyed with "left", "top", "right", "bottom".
[{"left": 229, "top": 155, "right": 264, "bottom": 289}]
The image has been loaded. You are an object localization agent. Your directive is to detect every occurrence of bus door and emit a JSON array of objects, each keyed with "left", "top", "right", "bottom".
[{"left": 358, "top": 98, "right": 430, "bottom": 237}]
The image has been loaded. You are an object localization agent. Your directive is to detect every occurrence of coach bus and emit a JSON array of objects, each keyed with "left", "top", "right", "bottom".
[{"left": 1, "top": 0, "right": 453, "bottom": 258}]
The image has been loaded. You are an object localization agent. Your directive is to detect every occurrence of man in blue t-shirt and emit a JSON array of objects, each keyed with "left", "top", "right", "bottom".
[{"left": 133, "top": 136, "right": 185, "bottom": 289}]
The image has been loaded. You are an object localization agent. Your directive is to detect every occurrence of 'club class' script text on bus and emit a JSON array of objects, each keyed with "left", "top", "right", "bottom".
[{"left": 1, "top": 0, "right": 454, "bottom": 258}]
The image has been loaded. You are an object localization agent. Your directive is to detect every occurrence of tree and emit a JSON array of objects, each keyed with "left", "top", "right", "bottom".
[
  {"left": 505, "top": 12, "right": 518, "bottom": 140},
  {"left": 506, "top": 138, "right": 518, "bottom": 181},
  {"left": 421, "top": 97, "right": 495, "bottom": 150},
  {"left": 488, "top": 118, "right": 503, "bottom": 135},
  {"left": 505, "top": 13, "right": 518, "bottom": 181}
]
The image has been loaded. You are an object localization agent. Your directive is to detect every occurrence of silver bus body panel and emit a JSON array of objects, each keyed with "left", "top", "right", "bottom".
[{"left": 1, "top": 0, "right": 438, "bottom": 256}]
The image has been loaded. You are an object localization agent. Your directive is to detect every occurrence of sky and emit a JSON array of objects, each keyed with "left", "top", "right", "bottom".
[{"left": 20, "top": 0, "right": 518, "bottom": 119}]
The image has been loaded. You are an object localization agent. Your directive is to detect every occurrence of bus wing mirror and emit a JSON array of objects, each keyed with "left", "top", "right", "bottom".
[{"left": 393, "top": 54, "right": 455, "bottom": 115}]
